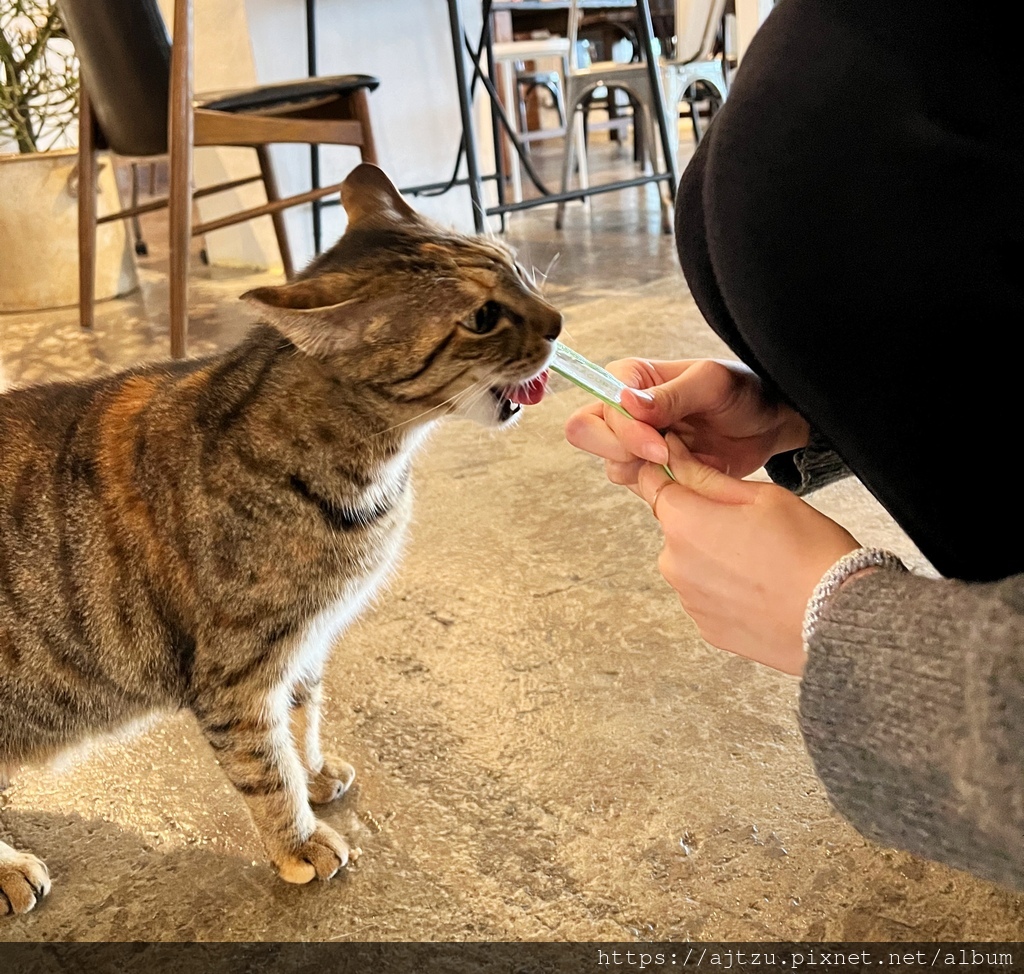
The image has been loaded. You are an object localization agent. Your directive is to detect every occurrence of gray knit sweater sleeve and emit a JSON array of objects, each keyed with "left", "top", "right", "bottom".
[
  {"left": 764, "top": 428, "right": 850, "bottom": 495},
  {"left": 799, "top": 567, "right": 1024, "bottom": 890}
]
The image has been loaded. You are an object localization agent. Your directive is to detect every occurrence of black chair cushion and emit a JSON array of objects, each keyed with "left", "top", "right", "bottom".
[{"left": 199, "top": 75, "right": 380, "bottom": 114}]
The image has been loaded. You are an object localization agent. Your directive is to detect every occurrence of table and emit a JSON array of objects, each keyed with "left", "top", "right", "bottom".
[
  {"left": 440, "top": 0, "right": 678, "bottom": 232},
  {"left": 492, "top": 0, "right": 637, "bottom": 53}
]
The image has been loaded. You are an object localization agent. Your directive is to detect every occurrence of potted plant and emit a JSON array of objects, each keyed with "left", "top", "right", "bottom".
[{"left": 0, "top": 0, "right": 136, "bottom": 313}]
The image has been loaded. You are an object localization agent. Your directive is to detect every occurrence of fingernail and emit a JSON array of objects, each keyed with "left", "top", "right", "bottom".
[{"left": 628, "top": 388, "right": 654, "bottom": 403}]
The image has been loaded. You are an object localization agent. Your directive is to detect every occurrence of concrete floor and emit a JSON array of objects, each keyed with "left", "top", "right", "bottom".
[{"left": 1, "top": 142, "right": 1023, "bottom": 943}]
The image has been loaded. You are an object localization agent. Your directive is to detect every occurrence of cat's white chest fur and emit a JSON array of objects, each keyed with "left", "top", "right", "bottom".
[
  {"left": 287, "top": 562, "right": 394, "bottom": 690},
  {"left": 282, "top": 491, "right": 414, "bottom": 698}
]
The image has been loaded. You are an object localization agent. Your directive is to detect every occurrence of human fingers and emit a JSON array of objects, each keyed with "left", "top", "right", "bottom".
[
  {"left": 604, "top": 457, "right": 645, "bottom": 489},
  {"left": 658, "top": 432, "right": 757, "bottom": 506},
  {"left": 619, "top": 359, "right": 747, "bottom": 433},
  {"left": 565, "top": 396, "right": 669, "bottom": 466},
  {"left": 603, "top": 357, "right": 705, "bottom": 389},
  {"left": 566, "top": 410, "right": 656, "bottom": 489},
  {"left": 635, "top": 459, "right": 676, "bottom": 519},
  {"left": 635, "top": 447, "right": 856, "bottom": 675},
  {"left": 601, "top": 401, "right": 670, "bottom": 466},
  {"left": 564, "top": 404, "right": 638, "bottom": 463},
  {"left": 572, "top": 358, "right": 714, "bottom": 465}
]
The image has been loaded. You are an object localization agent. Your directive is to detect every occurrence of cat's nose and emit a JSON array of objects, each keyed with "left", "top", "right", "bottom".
[{"left": 543, "top": 309, "right": 562, "bottom": 342}]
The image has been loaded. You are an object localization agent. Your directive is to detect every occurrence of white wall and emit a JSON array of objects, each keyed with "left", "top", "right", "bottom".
[
  {"left": 732, "top": 0, "right": 776, "bottom": 64},
  {"left": 161, "top": 0, "right": 495, "bottom": 272}
]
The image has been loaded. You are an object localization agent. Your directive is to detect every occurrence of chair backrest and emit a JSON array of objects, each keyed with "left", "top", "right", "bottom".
[
  {"left": 673, "top": 0, "right": 728, "bottom": 64},
  {"left": 492, "top": 37, "right": 572, "bottom": 66},
  {"left": 565, "top": 0, "right": 644, "bottom": 71},
  {"left": 57, "top": 0, "right": 171, "bottom": 156}
]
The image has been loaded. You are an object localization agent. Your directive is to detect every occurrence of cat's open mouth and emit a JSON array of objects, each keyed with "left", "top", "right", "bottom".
[{"left": 493, "top": 370, "right": 549, "bottom": 422}]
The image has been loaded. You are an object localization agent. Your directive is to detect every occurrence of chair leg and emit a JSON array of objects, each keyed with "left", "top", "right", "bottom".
[
  {"left": 168, "top": 0, "right": 195, "bottom": 360},
  {"left": 551, "top": 81, "right": 567, "bottom": 128},
  {"left": 688, "top": 85, "right": 705, "bottom": 143},
  {"left": 659, "top": 186, "right": 673, "bottom": 235},
  {"left": 500, "top": 60, "right": 524, "bottom": 204},
  {"left": 130, "top": 163, "right": 149, "bottom": 256},
  {"left": 581, "top": 91, "right": 602, "bottom": 159},
  {"left": 516, "top": 82, "right": 531, "bottom": 156},
  {"left": 351, "top": 88, "right": 379, "bottom": 165},
  {"left": 606, "top": 91, "right": 619, "bottom": 144},
  {"left": 555, "top": 107, "right": 583, "bottom": 231},
  {"left": 256, "top": 146, "right": 295, "bottom": 280},
  {"left": 168, "top": 146, "right": 192, "bottom": 360},
  {"left": 627, "top": 93, "right": 646, "bottom": 171},
  {"left": 77, "top": 84, "right": 97, "bottom": 331},
  {"left": 574, "top": 105, "right": 590, "bottom": 202},
  {"left": 641, "top": 103, "right": 674, "bottom": 236}
]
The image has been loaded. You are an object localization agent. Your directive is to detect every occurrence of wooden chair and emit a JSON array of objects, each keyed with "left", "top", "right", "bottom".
[{"left": 57, "top": 0, "right": 380, "bottom": 359}]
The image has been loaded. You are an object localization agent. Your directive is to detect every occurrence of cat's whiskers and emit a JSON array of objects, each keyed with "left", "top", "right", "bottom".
[
  {"left": 448, "top": 377, "right": 497, "bottom": 419},
  {"left": 545, "top": 251, "right": 561, "bottom": 278},
  {"left": 456, "top": 386, "right": 492, "bottom": 421},
  {"left": 372, "top": 386, "right": 471, "bottom": 437},
  {"left": 373, "top": 361, "right": 513, "bottom": 436},
  {"left": 457, "top": 368, "right": 511, "bottom": 424}
]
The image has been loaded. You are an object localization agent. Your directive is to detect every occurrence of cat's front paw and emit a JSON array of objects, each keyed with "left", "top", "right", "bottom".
[
  {"left": 307, "top": 755, "right": 356, "bottom": 805},
  {"left": 0, "top": 848, "right": 51, "bottom": 916},
  {"left": 274, "top": 821, "right": 349, "bottom": 884}
]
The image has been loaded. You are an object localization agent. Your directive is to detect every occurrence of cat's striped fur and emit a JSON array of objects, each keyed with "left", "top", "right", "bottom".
[{"left": 0, "top": 164, "right": 561, "bottom": 914}]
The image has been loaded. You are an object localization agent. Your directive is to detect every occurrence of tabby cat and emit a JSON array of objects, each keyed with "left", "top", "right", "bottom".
[{"left": 0, "top": 164, "right": 561, "bottom": 915}]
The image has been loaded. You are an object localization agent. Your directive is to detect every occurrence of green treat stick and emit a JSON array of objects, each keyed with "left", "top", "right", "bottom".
[{"left": 551, "top": 341, "right": 675, "bottom": 481}]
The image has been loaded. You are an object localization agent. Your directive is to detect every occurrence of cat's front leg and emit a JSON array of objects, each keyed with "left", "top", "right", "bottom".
[
  {"left": 197, "top": 704, "right": 348, "bottom": 884},
  {"left": 290, "top": 677, "right": 356, "bottom": 805},
  {"left": 0, "top": 839, "right": 51, "bottom": 916}
]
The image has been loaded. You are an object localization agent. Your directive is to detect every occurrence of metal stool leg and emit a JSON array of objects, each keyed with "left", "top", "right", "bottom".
[
  {"left": 130, "top": 162, "right": 148, "bottom": 257},
  {"left": 555, "top": 105, "right": 580, "bottom": 230},
  {"left": 638, "top": 101, "right": 673, "bottom": 234}
]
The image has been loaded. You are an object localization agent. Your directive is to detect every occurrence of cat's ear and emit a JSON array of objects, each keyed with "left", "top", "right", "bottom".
[
  {"left": 241, "top": 278, "right": 377, "bottom": 356},
  {"left": 340, "top": 163, "right": 420, "bottom": 229}
]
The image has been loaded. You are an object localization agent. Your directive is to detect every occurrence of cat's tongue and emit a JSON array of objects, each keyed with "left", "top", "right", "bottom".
[{"left": 503, "top": 371, "right": 549, "bottom": 406}]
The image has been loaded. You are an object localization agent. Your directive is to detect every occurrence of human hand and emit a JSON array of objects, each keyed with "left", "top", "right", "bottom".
[
  {"left": 564, "top": 358, "right": 810, "bottom": 493},
  {"left": 637, "top": 433, "right": 859, "bottom": 676}
]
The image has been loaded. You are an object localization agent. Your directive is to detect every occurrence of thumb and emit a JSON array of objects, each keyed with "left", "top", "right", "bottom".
[
  {"left": 620, "top": 368, "right": 706, "bottom": 428},
  {"left": 620, "top": 384, "right": 678, "bottom": 429},
  {"left": 664, "top": 433, "right": 757, "bottom": 505}
]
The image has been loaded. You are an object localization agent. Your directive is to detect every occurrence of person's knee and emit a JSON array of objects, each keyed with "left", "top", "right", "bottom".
[{"left": 684, "top": 3, "right": 943, "bottom": 351}]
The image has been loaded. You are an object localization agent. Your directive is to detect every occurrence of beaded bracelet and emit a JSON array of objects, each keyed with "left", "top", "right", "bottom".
[{"left": 802, "top": 547, "right": 908, "bottom": 652}]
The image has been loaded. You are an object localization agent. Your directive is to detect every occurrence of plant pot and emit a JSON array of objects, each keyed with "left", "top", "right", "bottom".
[{"left": 0, "top": 148, "right": 138, "bottom": 313}]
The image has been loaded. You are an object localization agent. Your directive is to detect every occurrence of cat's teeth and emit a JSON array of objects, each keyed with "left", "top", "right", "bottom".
[{"left": 498, "top": 397, "right": 520, "bottom": 423}]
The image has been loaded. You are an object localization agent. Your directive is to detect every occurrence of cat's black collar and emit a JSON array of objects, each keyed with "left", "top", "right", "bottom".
[{"left": 288, "top": 470, "right": 408, "bottom": 532}]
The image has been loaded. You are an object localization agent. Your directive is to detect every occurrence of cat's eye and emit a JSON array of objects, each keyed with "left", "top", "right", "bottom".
[{"left": 468, "top": 301, "right": 504, "bottom": 335}]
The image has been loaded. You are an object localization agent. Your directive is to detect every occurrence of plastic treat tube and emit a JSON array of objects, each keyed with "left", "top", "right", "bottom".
[{"left": 551, "top": 341, "right": 675, "bottom": 481}]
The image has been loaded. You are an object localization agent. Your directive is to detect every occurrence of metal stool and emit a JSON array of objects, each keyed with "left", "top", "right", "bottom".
[
  {"left": 661, "top": 0, "right": 730, "bottom": 153},
  {"left": 492, "top": 37, "right": 588, "bottom": 204},
  {"left": 515, "top": 69, "right": 567, "bottom": 150},
  {"left": 555, "top": 0, "right": 674, "bottom": 232}
]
